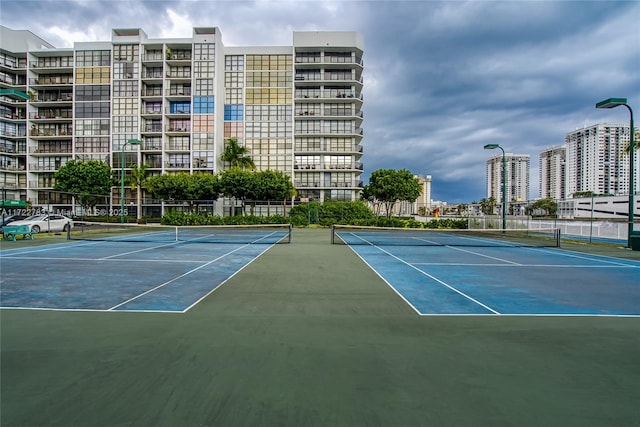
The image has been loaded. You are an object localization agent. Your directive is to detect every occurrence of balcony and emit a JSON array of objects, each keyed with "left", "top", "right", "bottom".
[
  {"left": 29, "top": 92, "right": 73, "bottom": 104},
  {"left": 29, "top": 164, "right": 61, "bottom": 172},
  {"left": 29, "top": 76, "right": 73, "bottom": 86},
  {"left": 165, "top": 161, "right": 190, "bottom": 169},
  {"left": 294, "top": 90, "right": 362, "bottom": 101},
  {"left": 165, "top": 87, "right": 191, "bottom": 97},
  {"left": 29, "top": 126, "right": 71, "bottom": 137},
  {"left": 0, "top": 163, "right": 26, "bottom": 171},
  {"left": 142, "top": 87, "right": 163, "bottom": 97},
  {"left": 142, "top": 124, "right": 163, "bottom": 133}
]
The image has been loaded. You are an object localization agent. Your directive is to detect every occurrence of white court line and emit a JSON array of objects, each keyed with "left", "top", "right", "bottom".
[
  {"left": 528, "top": 246, "right": 640, "bottom": 267},
  {"left": 182, "top": 243, "right": 276, "bottom": 313},
  {"left": 0, "top": 239, "right": 102, "bottom": 256},
  {"left": 0, "top": 305, "right": 182, "bottom": 314},
  {"left": 0, "top": 255, "right": 203, "bottom": 263},
  {"left": 412, "top": 262, "right": 638, "bottom": 268},
  {"left": 99, "top": 241, "right": 185, "bottom": 259},
  {"left": 445, "top": 246, "right": 522, "bottom": 265},
  {"left": 347, "top": 233, "right": 500, "bottom": 314},
  {"left": 108, "top": 243, "right": 259, "bottom": 311}
]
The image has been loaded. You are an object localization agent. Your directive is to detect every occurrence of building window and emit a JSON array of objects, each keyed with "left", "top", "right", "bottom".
[
  {"left": 246, "top": 55, "right": 291, "bottom": 71},
  {"left": 194, "top": 62, "right": 214, "bottom": 78},
  {"left": 225, "top": 55, "right": 244, "bottom": 71},
  {"left": 225, "top": 71, "right": 244, "bottom": 88},
  {"left": 112, "top": 80, "right": 139, "bottom": 97},
  {"left": 75, "top": 102, "right": 111, "bottom": 118},
  {"left": 75, "top": 51, "right": 110, "bottom": 67},
  {"left": 193, "top": 96, "right": 214, "bottom": 113},
  {"left": 75, "top": 119, "right": 110, "bottom": 136},
  {"left": 194, "top": 43, "right": 215, "bottom": 61},
  {"left": 223, "top": 122, "right": 243, "bottom": 138},
  {"left": 113, "top": 62, "right": 138, "bottom": 80},
  {"left": 113, "top": 45, "right": 139, "bottom": 62},
  {"left": 245, "top": 88, "right": 291, "bottom": 105},
  {"left": 224, "top": 105, "right": 243, "bottom": 120},
  {"left": 193, "top": 134, "right": 214, "bottom": 150},
  {"left": 193, "top": 115, "right": 214, "bottom": 132},
  {"left": 112, "top": 116, "right": 138, "bottom": 133},
  {"left": 75, "top": 85, "right": 110, "bottom": 101},
  {"left": 75, "top": 67, "right": 110, "bottom": 84}
]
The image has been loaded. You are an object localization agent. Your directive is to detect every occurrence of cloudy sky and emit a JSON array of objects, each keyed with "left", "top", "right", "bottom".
[{"left": 3, "top": 0, "right": 639, "bottom": 203}]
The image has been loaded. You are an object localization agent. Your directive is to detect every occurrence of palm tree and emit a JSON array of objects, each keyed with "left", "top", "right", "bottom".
[
  {"left": 221, "top": 137, "right": 255, "bottom": 170},
  {"left": 127, "top": 163, "right": 150, "bottom": 221}
]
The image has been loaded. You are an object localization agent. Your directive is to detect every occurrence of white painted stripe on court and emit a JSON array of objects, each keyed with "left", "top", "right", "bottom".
[
  {"left": 99, "top": 241, "right": 185, "bottom": 259},
  {"left": 182, "top": 243, "right": 277, "bottom": 313},
  {"left": 344, "top": 247, "right": 423, "bottom": 315},
  {"left": 108, "top": 243, "right": 255, "bottom": 310},
  {"left": 411, "top": 262, "right": 639, "bottom": 268},
  {"left": 445, "top": 246, "right": 523, "bottom": 265},
  {"left": 347, "top": 233, "right": 500, "bottom": 315},
  {"left": 0, "top": 255, "right": 204, "bottom": 263},
  {"left": 528, "top": 246, "right": 640, "bottom": 267}
]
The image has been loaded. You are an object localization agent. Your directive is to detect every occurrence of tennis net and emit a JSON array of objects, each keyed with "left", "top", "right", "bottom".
[
  {"left": 68, "top": 221, "right": 292, "bottom": 244},
  {"left": 331, "top": 225, "right": 561, "bottom": 247}
]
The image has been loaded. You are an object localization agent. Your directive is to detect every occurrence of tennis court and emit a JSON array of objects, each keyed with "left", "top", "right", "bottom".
[
  {"left": 0, "top": 224, "right": 291, "bottom": 312},
  {"left": 332, "top": 225, "right": 640, "bottom": 316}
]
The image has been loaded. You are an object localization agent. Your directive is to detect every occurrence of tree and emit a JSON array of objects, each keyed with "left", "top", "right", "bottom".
[
  {"left": 252, "top": 170, "right": 296, "bottom": 201},
  {"left": 221, "top": 137, "right": 255, "bottom": 170},
  {"left": 53, "top": 160, "right": 113, "bottom": 213},
  {"left": 479, "top": 197, "right": 496, "bottom": 215},
  {"left": 146, "top": 172, "right": 220, "bottom": 213},
  {"left": 526, "top": 198, "right": 558, "bottom": 217},
  {"left": 367, "top": 169, "right": 421, "bottom": 219},
  {"left": 126, "top": 163, "right": 150, "bottom": 220},
  {"left": 218, "top": 168, "right": 256, "bottom": 214},
  {"left": 251, "top": 170, "right": 296, "bottom": 215},
  {"left": 359, "top": 184, "right": 382, "bottom": 216}
]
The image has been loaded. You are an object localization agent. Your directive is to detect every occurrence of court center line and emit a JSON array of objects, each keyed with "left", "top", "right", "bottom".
[
  {"left": 349, "top": 234, "right": 500, "bottom": 314},
  {"left": 108, "top": 244, "right": 253, "bottom": 311}
]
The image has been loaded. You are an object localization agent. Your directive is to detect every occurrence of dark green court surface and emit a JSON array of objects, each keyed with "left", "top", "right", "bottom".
[{"left": 1, "top": 229, "right": 639, "bottom": 426}]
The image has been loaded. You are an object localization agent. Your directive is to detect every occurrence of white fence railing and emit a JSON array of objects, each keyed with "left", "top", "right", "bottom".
[{"left": 468, "top": 215, "right": 628, "bottom": 242}]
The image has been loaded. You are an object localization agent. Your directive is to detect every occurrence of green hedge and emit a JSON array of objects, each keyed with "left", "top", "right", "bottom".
[
  {"left": 154, "top": 203, "right": 468, "bottom": 230},
  {"left": 161, "top": 212, "right": 288, "bottom": 226}
]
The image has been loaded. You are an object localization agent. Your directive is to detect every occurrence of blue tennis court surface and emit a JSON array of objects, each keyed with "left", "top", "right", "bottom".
[
  {"left": 347, "top": 244, "right": 640, "bottom": 316},
  {"left": 0, "top": 239, "right": 274, "bottom": 313}
]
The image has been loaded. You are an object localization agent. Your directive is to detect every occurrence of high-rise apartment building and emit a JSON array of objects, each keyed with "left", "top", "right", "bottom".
[
  {"left": 486, "top": 154, "right": 530, "bottom": 204},
  {"left": 539, "top": 145, "right": 565, "bottom": 200},
  {"left": 565, "top": 124, "right": 637, "bottom": 198},
  {"left": 0, "top": 26, "right": 364, "bottom": 216}
]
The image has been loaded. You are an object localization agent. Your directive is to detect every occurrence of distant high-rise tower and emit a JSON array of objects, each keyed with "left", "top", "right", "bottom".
[
  {"left": 565, "top": 124, "right": 637, "bottom": 197},
  {"left": 539, "top": 146, "right": 566, "bottom": 200},
  {"left": 486, "top": 154, "right": 530, "bottom": 203}
]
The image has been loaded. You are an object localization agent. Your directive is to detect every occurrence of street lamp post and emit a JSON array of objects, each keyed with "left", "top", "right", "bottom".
[
  {"left": 121, "top": 139, "right": 142, "bottom": 223},
  {"left": 484, "top": 144, "right": 507, "bottom": 231},
  {"left": 596, "top": 98, "right": 635, "bottom": 249}
]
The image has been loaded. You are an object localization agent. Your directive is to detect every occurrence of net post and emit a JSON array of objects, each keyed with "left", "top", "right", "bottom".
[
  {"left": 288, "top": 223, "right": 293, "bottom": 243},
  {"left": 331, "top": 224, "right": 335, "bottom": 244}
]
